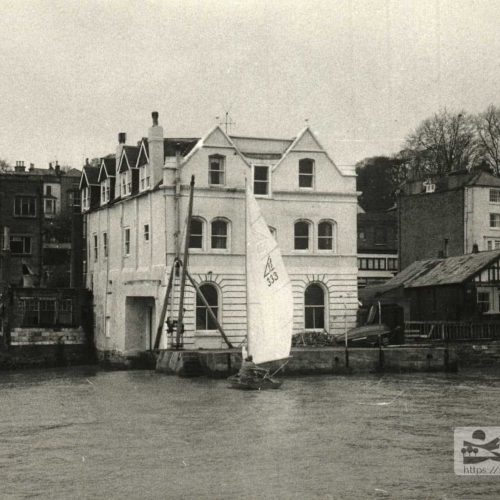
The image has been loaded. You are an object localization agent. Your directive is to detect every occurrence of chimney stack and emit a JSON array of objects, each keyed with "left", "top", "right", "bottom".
[
  {"left": 55, "top": 161, "right": 60, "bottom": 174},
  {"left": 15, "top": 160, "right": 25, "bottom": 172},
  {"left": 115, "top": 133, "right": 127, "bottom": 199},
  {"left": 148, "top": 111, "right": 164, "bottom": 187}
]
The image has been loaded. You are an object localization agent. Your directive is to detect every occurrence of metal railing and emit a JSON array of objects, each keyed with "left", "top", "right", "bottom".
[{"left": 405, "top": 321, "right": 500, "bottom": 342}]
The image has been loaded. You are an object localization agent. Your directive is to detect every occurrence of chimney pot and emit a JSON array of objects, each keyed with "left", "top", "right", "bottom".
[
  {"left": 85, "top": 158, "right": 90, "bottom": 166},
  {"left": 152, "top": 111, "right": 159, "bottom": 126},
  {"left": 118, "top": 132, "right": 126, "bottom": 144}
]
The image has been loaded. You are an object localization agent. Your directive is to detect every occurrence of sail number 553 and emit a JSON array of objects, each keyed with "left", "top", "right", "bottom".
[{"left": 266, "top": 271, "right": 279, "bottom": 287}]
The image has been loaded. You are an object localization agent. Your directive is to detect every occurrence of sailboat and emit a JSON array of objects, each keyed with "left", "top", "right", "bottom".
[{"left": 228, "top": 182, "right": 294, "bottom": 390}]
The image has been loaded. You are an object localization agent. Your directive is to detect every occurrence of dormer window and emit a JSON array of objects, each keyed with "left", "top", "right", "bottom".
[
  {"left": 82, "top": 187, "right": 90, "bottom": 211},
  {"left": 253, "top": 166, "right": 270, "bottom": 196},
  {"left": 299, "top": 159, "right": 314, "bottom": 189},
  {"left": 209, "top": 155, "right": 225, "bottom": 186},
  {"left": 139, "top": 165, "right": 151, "bottom": 191},
  {"left": 121, "top": 171, "right": 131, "bottom": 197},
  {"left": 101, "top": 178, "right": 111, "bottom": 205}
]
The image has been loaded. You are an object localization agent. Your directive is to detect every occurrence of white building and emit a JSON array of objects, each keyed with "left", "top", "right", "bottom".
[{"left": 81, "top": 112, "right": 358, "bottom": 359}]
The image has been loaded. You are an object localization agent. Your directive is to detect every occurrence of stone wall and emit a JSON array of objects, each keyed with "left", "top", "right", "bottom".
[{"left": 10, "top": 327, "right": 86, "bottom": 345}]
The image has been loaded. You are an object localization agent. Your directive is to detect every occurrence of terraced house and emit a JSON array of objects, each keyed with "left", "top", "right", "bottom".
[{"left": 81, "top": 112, "right": 358, "bottom": 360}]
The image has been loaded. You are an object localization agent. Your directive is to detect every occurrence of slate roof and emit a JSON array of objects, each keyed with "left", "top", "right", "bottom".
[
  {"left": 401, "top": 170, "right": 500, "bottom": 195},
  {"left": 229, "top": 135, "right": 294, "bottom": 158},
  {"left": 122, "top": 146, "right": 139, "bottom": 169},
  {"left": 465, "top": 170, "right": 500, "bottom": 188},
  {"left": 102, "top": 156, "right": 116, "bottom": 177},
  {"left": 82, "top": 165, "right": 99, "bottom": 185},
  {"left": 136, "top": 138, "right": 199, "bottom": 166},
  {"left": 164, "top": 138, "right": 199, "bottom": 157}
]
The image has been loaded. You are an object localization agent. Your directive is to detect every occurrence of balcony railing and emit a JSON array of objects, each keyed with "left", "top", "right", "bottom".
[{"left": 405, "top": 321, "right": 500, "bottom": 342}]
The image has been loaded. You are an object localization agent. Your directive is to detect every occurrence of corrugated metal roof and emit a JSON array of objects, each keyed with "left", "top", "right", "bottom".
[
  {"left": 360, "top": 249, "right": 500, "bottom": 302},
  {"left": 407, "top": 250, "right": 500, "bottom": 287}
]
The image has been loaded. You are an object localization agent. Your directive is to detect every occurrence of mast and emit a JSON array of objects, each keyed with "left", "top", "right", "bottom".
[
  {"left": 244, "top": 176, "right": 250, "bottom": 356},
  {"left": 175, "top": 175, "right": 195, "bottom": 348}
]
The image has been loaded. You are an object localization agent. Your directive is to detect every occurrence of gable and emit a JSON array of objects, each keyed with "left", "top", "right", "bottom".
[
  {"left": 118, "top": 150, "right": 131, "bottom": 174},
  {"left": 203, "top": 127, "right": 235, "bottom": 149},
  {"left": 137, "top": 140, "right": 149, "bottom": 167},
  {"left": 79, "top": 171, "right": 88, "bottom": 190},
  {"left": 290, "top": 128, "right": 323, "bottom": 152},
  {"left": 97, "top": 161, "right": 107, "bottom": 183}
]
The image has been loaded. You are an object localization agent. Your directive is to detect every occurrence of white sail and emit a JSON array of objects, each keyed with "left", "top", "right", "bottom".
[{"left": 246, "top": 183, "right": 294, "bottom": 364}]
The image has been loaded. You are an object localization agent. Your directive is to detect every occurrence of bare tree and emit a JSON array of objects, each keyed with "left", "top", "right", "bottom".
[
  {"left": 474, "top": 105, "right": 500, "bottom": 176},
  {"left": 0, "top": 158, "right": 12, "bottom": 172},
  {"left": 401, "top": 109, "right": 477, "bottom": 179}
]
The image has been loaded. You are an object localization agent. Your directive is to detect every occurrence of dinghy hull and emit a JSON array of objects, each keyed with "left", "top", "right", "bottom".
[{"left": 227, "top": 374, "right": 283, "bottom": 390}]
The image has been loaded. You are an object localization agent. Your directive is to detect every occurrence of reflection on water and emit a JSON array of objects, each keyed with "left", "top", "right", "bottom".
[{"left": 1, "top": 367, "right": 500, "bottom": 499}]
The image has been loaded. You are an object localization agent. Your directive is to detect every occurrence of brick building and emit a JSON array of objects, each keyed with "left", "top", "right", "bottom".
[
  {"left": 357, "top": 209, "right": 398, "bottom": 288},
  {"left": 398, "top": 170, "right": 500, "bottom": 270},
  {"left": 0, "top": 162, "right": 82, "bottom": 287}
]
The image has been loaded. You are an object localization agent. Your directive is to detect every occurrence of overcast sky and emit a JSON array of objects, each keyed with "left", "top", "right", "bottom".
[{"left": 1, "top": 0, "right": 499, "bottom": 170}]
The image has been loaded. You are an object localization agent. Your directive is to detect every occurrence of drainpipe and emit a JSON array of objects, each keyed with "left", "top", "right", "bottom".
[{"left": 38, "top": 179, "right": 44, "bottom": 286}]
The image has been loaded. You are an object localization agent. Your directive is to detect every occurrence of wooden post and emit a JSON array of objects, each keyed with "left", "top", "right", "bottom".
[
  {"left": 176, "top": 175, "right": 195, "bottom": 348},
  {"left": 153, "top": 259, "right": 177, "bottom": 349},
  {"left": 185, "top": 270, "right": 233, "bottom": 348}
]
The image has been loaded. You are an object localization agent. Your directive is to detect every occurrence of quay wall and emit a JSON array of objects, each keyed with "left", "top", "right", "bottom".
[
  {"left": 454, "top": 342, "right": 500, "bottom": 367},
  {"left": 156, "top": 346, "right": 457, "bottom": 377},
  {"left": 0, "top": 327, "right": 93, "bottom": 370},
  {"left": 0, "top": 344, "right": 93, "bottom": 370}
]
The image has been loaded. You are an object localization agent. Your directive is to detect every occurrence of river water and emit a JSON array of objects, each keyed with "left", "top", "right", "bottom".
[{"left": 1, "top": 367, "right": 500, "bottom": 500}]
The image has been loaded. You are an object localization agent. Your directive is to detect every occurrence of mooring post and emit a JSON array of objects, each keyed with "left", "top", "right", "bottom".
[{"left": 378, "top": 334, "right": 384, "bottom": 371}]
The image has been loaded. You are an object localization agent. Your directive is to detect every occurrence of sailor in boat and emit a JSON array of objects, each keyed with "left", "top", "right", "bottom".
[{"left": 238, "top": 355, "right": 268, "bottom": 382}]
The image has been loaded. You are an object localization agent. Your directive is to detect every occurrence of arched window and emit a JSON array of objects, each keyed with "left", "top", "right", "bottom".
[
  {"left": 299, "top": 158, "right": 314, "bottom": 188},
  {"left": 189, "top": 218, "right": 204, "bottom": 249},
  {"left": 294, "top": 221, "right": 311, "bottom": 250},
  {"left": 318, "top": 221, "right": 334, "bottom": 250},
  {"left": 211, "top": 219, "right": 228, "bottom": 249},
  {"left": 196, "top": 283, "right": 219, "bottom": 330},
  {"left": 305, "top": 283, "right": 325, "bottom": 330}
]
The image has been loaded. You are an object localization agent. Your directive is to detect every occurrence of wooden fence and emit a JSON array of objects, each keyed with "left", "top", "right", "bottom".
[{"left": 405, "top": 321, "right": 500, "bottom": 343}]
